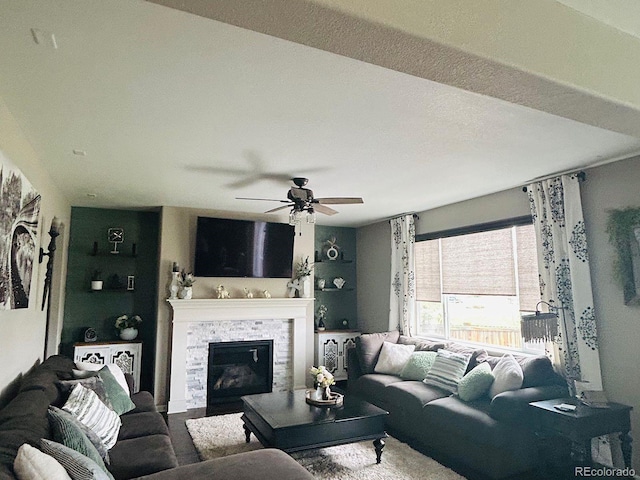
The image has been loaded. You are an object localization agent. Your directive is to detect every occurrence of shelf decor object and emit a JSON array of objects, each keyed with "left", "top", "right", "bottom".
[
  {"left": 305, "top": 389, "right": 344, "bottom": 407},
  {"left": 108, "top": 227, "right": 124, "bottom": 254}
]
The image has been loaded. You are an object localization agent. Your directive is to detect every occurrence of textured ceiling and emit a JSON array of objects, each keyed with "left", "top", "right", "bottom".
[{"left": 1, "top": 1, "right": 639, "bottom": 227}]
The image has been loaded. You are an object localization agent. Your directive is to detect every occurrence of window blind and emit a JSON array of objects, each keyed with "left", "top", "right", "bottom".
[
  {"left": 515, "top": 224, "right": 540, "bottom": 311},
  {"left": 415, "top": 239, "right": 441, "bottom": 302}
]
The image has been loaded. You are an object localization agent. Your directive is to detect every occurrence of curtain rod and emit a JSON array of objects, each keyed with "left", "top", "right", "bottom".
[
  {"left": 387, "top": 213, "right": 420, "bottom": 223},
  {"left": 521, "top": 171, "right": 586, "bottom": 193}
]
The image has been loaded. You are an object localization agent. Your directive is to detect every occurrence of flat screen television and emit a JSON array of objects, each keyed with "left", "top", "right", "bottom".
[{"left": 194, "top": 217, "right": 294, "bottom": 278}]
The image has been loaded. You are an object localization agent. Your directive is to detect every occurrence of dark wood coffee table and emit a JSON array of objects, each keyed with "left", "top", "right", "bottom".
[{"left": 241, "top": 390, "right": 389, "bottom": 463}]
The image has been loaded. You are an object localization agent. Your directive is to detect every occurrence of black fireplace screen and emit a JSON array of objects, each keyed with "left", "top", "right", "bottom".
[{"left": 207, "top": 340, "right": 273, "bottom": 406}]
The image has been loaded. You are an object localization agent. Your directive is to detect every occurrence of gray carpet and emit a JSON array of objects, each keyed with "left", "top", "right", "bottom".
[{"left": 186, "top": 413, "right": 466, "bottom": 480}]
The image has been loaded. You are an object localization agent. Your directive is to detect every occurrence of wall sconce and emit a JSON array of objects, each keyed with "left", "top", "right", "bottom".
[{"left": 40, "top": 217, "right": 60, "bottom": 311}]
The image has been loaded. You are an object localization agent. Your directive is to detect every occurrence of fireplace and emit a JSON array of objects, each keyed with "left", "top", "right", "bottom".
[{"left": 207, "top": 340, "right": 273, "bottom": 411}]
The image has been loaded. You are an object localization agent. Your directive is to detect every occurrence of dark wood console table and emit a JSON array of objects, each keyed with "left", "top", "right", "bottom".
[{"left": 529, "top": 398, "right": 632, "bottom": 469}]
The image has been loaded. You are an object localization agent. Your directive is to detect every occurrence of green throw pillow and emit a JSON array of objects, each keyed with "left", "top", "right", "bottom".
[
  {"left": 400, "top": 351, "right": 438, "bottom": 380},
  {"left": 48, "top": 406, "right": 110, "bottom": 466},
  {"left": 457, "top": 362, "right": 494, "bottom": 402},
  {"left": 98, "top": 366, "right": 135, "bottom": 415}
]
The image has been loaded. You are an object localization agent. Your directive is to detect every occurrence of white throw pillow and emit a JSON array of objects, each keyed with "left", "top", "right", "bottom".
[
  {"left": 13, "top": 443, "right": 72, "bottom": 480},
  {"left": 62, "top": 384, "right": 122, "bottom": 449},
  {"left": 76, "top": 363, "right": 129, "bottom": 395},
  {"left": 373, "top": 342, "right": 415, "bottom": 375},
  {"left": 423, "top": 349, "right": 471, "bottom": 394},
  {"left": 489, "top": 354, "right": 524, "bottom": 398}
]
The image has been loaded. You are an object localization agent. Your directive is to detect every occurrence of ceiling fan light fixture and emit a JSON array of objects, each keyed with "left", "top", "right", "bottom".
[{"left": 307, "top": 207, "right": 316, "bottom": 224}]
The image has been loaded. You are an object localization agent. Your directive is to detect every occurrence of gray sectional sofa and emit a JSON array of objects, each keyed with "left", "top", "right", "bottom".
[
  {"left": 0, "top": 355, "right": 313, "bottom": 480},
  {"left": 347, "top": 331, "right": 568, "bottom": 479}
]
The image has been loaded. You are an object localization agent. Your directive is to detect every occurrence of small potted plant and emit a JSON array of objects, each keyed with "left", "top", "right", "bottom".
[
  {"left": 178, "top": 269, "right": 196, "bottom": 299},
  {"left": 90, "top": 270, "right": 103, "bottom": 291},
  {"left": 115, "top": 314, "right": 142, "bottom": 340}
]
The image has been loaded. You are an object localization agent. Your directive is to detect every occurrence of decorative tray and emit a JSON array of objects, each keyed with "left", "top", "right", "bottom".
[{"left": 305, "top": 389, "right": 344, "bottom": 407}]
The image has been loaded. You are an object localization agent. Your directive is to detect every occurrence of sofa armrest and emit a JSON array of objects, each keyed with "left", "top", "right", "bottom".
[
  {"left": 124, "top": 372, "right": 135, "bottom": 393},
  {"left": 490, "top": 384, "right": 568, "bottom": 423},
  {"left": 346, "top": 347, "right": 363, "bottom": 391}
]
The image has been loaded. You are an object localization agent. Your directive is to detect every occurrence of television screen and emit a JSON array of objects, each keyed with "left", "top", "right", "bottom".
[{"left": 194, "top": 217, "right": 294, "bottom": 278}]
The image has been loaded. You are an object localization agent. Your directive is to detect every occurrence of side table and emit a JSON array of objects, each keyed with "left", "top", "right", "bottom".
[{"left": 529, "top": 398, "right": 632, "bottom": 469}]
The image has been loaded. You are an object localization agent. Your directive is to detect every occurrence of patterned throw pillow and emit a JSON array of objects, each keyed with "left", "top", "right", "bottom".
[
  {"left": 457, "top": 362, "right": 495, "bottom": 401},
  {"left": 48, "top": 406, "right": 110, "bottom": 467},
  {"left": 13, "top": 443, "right": 72, "bottom": 480},
  {"left": 373, "top": 342, "right": 415, "bottom": 375},
  {"left": 423, "top": 349, "right": 471, "bottom": 394},
  {"left": 40, "top": 439, "right": 114, "bottom": 480},
  {"left": 62, "top": 384, "right": 121, "bottom": 449},
  {"left": 489, "top": 354, "right": 524, "bottom": 398},
  {"left": 400, "top": 351, "right": 438, "bottom": 381}
]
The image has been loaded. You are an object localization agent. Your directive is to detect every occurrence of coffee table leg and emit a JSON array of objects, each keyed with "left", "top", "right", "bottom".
[
  {"left": 373, "top": 437, "right": 385, "bottom": 464},
  {"left": 243, "top": 423, "right": 251, "bottom": 443}
]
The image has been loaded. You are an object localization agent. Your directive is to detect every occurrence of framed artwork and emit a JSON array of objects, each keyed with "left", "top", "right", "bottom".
[
  {"left": 607, "top": 208, "right": 640, "bottom": 306},
  {"left": 0, "top": 151, "right": 41, "bottom": 309}
]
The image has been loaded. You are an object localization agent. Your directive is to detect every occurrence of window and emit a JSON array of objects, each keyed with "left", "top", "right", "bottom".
[{"left": 414, "top": 219, "right": 543, "bottom": 353}]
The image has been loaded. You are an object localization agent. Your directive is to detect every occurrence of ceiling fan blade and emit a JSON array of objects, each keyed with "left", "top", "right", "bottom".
[
  {"left": 314, "top": 197, "right": 364, "bottom": 205},
  {"left": 313, "top": 203, "right": 338, "bottom": 216},
  {"left": 265, "top": 205, "right": 293, "bottom": 214},
  {"left": 236, "top": 197, "right": 289, "bottom": 203}
]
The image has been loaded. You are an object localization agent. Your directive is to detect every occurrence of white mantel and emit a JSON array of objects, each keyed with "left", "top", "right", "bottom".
[{"left": 167, "top": 298, "right": 313, "bottom": 413}]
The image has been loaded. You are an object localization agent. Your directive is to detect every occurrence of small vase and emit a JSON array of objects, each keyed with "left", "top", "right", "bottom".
[
  {"left": 90, "top": 280, "right": 103, "bottom": 291},
  {"left": 119, "top": 327, "right": 138, "bottom": 341},
  {"left": 179, "top": 286, "right": 193, "bottom": 299},
  {"left": 169, "top": 271, "right": 180, "bottom": 299},
  {"left": 322, "top": 386, "right": 331, "bottom": 401},
  {"left": 299, "top": 276, "right": 311, "bottom": 298}
]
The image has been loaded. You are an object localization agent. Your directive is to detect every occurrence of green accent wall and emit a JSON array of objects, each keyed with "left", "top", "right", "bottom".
[
  {"left": 314, "top": 225, "right": 357, "bottom": 330},
  {"left": 61, "top": 207, "right": 159, "bottom": 392}
]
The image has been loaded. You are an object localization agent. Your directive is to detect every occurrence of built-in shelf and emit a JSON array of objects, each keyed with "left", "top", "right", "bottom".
[
  {"left": 315, "top": 287, "right": 354, "bottom": 292},
  {"left": 314, "top": 259, "right": 353, "bottom": 264},
  {"left": 89, "top": 288, "right": 135, "bottom": 293}
]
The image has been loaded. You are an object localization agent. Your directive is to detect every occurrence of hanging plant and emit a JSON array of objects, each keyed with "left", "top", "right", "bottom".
[{"left": 606, "top": 207, "right": 640, "bottom": 305}]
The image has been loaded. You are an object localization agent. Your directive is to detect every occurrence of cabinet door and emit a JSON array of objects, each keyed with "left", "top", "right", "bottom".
[
  {"left": 109, "top": 343, "right": 141, "bottom": 392},
  {"left": 339, "top": 336, "right": 357, "bottom": 375},
  {"left": 74, "top": 346, "right": 111, "bottom": 366}
]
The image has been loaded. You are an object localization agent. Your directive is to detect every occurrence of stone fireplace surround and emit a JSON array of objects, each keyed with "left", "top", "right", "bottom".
[{"left": 167, "top": 298, "right": 313, "bottom": 414}]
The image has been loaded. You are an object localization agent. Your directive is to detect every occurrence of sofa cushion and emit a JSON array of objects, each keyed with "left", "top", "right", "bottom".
[
  {"left": 400, "top": 351, "right": 437, "bottom": 381},
  {"left": 398, "top": 336, "right": 447, "bottom": 351},
  {"left": 127, "top": 392, "right": 156, "bottom": 414},
  {"left": 48, "top": 407, "right": 110, "bottom": 469},
  {"left": 374, "top": 342, "right": 415, "bottom": 375},
  {"left": 108, "top": 435, "right": 178, "bottom": 480},
  {"left": 13, "top": 443, "right": 71, "bottom": 480},
  {"left": 41, "top": 439, "right": 114, "bottom": 480},
  {"left": 118, "top": 413, "right": 169, "bottom": 441},
  {"left": 62, "top": 385, "right": 121, "bottom": 450},
  {"left": 385, "top": 381, "right": 450, "bottom": 414},
  {"left": 484, "top": 353, "right": 561, "bottom": 388},
  {"left": 351, "top": 374, "right": 403, "bottom": 411},
  {"left": 457, "top": 362, "right": 494, "bottom": 402},
  {"left": 355, "top": 331, "right": 400, "bottom": 374},
  {"left": 489, "top": 354, "right": 523, "bottom": 398},
  {"left": 423, "top": 349, "right": 471, "bottom": 394}
]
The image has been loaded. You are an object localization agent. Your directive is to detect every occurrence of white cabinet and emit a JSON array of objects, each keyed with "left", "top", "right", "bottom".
[
  {"left": 314, "top": 331, "right": 360, "bottom": 381},
  {"left": 74, "top": 341, "right": 142, "bottom": 392}
]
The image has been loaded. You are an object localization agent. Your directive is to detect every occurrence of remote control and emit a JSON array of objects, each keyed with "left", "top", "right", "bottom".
[{"left": 554, "top": 403, "right": 577, "bottom": 412}]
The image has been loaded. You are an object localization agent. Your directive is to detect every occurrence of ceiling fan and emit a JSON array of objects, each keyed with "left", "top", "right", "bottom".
[{"left": 237, "top": 177, "right": 363, "bottom": 217}]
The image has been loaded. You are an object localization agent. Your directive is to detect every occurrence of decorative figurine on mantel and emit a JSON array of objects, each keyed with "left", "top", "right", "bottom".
[
  {"left": 178, "top": 270, "right": 195, "bottom": 299},
  {"left": 262, "top": 290, "right": 271, "bottom": 299},
  {"left": 244, "top": 288, "right": 254, "bottom": 299},
  {"left": 216, "top": 285, "right": 230, "bottom": 299}
]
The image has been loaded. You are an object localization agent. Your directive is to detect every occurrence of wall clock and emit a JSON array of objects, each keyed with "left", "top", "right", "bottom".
[{"left": 84, "top": 328, "right": 97, "bottom": 342}]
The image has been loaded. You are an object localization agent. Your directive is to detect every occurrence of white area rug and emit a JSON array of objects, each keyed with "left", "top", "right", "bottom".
[{"left": 186, "top": 413, "right": 466, "bottom": 480}]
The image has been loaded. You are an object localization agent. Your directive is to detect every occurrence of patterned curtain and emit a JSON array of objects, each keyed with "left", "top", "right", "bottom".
[
  {"left": 528, "top": 174, "right": 617, "bottom": 466},
  {"left": 389, "top": 215, "right": 415, "bottom": 335}
]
